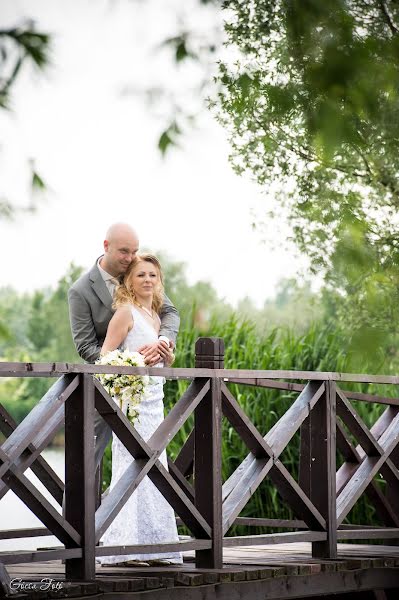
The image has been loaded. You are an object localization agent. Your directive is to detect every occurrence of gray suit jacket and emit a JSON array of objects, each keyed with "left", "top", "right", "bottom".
[{"left": 68, "top": 260, "right": 180, "bottom": 363}]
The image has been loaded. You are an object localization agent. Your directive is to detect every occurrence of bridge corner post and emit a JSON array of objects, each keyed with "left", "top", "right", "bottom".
[
  {"left": 194, "top": 337, "right": 224, "bottom": 569},
  {"left": 65, "top": 373, "right": 96, "bottom": 580},
  {"left": 311, "top": 379, "right": 337, "bottom": 559}
]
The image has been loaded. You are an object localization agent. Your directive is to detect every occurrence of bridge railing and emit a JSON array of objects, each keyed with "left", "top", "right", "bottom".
[{"left": 0, "top": 337, "right": 398, "bottom": 581}]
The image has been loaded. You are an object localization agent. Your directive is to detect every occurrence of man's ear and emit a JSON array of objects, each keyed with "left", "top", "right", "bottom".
[{"left": 104, "top": 240, "right": 109, "bottom": 252}]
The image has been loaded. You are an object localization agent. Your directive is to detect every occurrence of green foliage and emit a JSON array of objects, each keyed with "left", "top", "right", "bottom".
[
  {"left": 0, "top": 20, "right": 50, "bottom": 219},
  {"left": 0, "top": 264, "right": 82, "bottom": 424},
  {"left": 0, "top": 21, "right": 51, "bottom": 110},
  {"left": 0, "top": 260, "right": 392, "bottom": 528},
  {"left": 217, "top": 0, "right": 399, "bottom": 361}
]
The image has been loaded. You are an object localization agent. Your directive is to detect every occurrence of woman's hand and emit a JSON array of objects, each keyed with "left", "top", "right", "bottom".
[
  {"left": 138, "top": 340, "right": 173, "bottom": 365},
  {"left": 163, "top": 346, "right": 175, "bottom": 366}
]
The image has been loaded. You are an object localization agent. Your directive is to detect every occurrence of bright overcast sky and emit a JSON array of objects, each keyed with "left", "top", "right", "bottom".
[{"left": 0, "top": 0, "right": 305, "bottom": 307}]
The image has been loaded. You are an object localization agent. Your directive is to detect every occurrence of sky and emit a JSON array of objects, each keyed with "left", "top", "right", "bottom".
[{"left": 0, "top": 0, "right": 305, "bottom": 307}]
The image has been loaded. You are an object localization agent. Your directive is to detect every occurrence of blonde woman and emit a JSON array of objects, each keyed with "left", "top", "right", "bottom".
[{"left": 99, "top": 254, "right": 182, "bottom": 567}]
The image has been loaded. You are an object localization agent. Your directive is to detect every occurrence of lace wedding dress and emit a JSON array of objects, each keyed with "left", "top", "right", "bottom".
[{"left": 99, "top": 305, "right": 182, "bottom": 564}]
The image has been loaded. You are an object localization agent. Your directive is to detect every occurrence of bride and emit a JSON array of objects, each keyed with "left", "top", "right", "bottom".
[{"left": 99, "top": 254, "right": 182, "bottom": 567}]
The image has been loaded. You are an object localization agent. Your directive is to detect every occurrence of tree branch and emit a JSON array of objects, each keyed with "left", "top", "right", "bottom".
[{"left": 377, "top": 0, "right": 399, "bottom": 35}]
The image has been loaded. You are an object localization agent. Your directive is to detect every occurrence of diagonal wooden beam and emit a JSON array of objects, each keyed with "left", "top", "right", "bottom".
[
  {"left": 0, "top": 403, "right": 63, "bottom": 504},
  {"left": 336, "top": 421, "right": 399, "bottom": 527},
  {"left": 167, "top": 457, "right": 194, "bottom": 503},
  {"left": 222, "top": 457, "right": 274, "bottom": 534},
  {"left": 221, "top": 382, "right": 326, "bottom": 533},
  {"left": 95, "top": 457, "right": 157, "bottom": 541},
  {"left": 94, "top": 380, "right": 152, "bottom": 458},
  {"left": 267, "top": 382, "right": 325, "bottom": 457},
  {"left": 268, "top": 460, "right": 326, "bottom": 531},
  {"left": 148, "top": 379, "right": 210, "bottom": 453},
  {"left": 0, "top": 375, "right": 78, "bottom": 479},
  {"left": 337, "top": 408, "right": 399, "bottom": 525},
  {"left": 222, "top": 381, "right": 325, "bottom": 501},
  {"left": 221, "top": 382, "right": 273, "bottom": 459},
  {"left": 174, "top": 428, "right": 194, "bottom": 477},
  {"left": 337, "top": 389, "right": 399, "bottom": 490},
  {"left": 0, "top": 463, "right": 81, "bottom": 546},
  {"left": 94, "top": 382, "right": 211, "bottom": 541},
  {"left": 0, "top": 405, "right": 64, "bottom": 502}
]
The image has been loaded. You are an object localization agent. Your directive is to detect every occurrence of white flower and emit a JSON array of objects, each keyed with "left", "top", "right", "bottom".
[{"left": 95, "top": 350, "right": 150, "bottom": 425}]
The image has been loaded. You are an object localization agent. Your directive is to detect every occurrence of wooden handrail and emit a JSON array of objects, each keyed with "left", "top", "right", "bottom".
[
  {"left": 1, "top": 338, "right": 399, "bottom": 580},
  {"left": 2, "top": 360, "right": 399, "bottom": 384}
]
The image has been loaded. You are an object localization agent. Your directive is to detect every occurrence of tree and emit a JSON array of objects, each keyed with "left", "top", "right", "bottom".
[
  {"left": 0, "top": 20, "right": 50, "bottom": 219},
  {"left": 215, "top": 0, "right": 399, "bottom": 358}
]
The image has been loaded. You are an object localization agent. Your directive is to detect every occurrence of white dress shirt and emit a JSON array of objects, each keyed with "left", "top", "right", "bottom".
[{"left": 97, "top": 258, "right": 119, "bottom": 297}]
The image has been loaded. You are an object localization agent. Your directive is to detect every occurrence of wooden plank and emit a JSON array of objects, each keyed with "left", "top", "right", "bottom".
[
  {"left": 0, "top": 548, "right": 82, "bottom": 565},
  {"left": 0, "top": 404, "right": 64, "bottom": 505},
  {"left": 221, "top": 382, "right": 273, "bottom": 458},
  {"left": 337, "top": 389, "right": 399, "bottom": 480},
  {"left": 0, "top": 528, "right": 50, "bottom": 540},
  {"left": 148, "top": 378, "right": 210, "bottom": 454},
  {"left": 337, "top": 417, "right": 399, "bottom": 527},
  {"left": 174, "top": 429, "right": 194, "bottom": 477},
  {"left": 337, "top": 528, "right": 399, "bottom": 540},
  {"left": 266, "top": 382, "right": 325, "bottom": 457},
  {"left": 337, "top": 390, "right": 399, "bottom": 493},
  {"left": 0, "top": 562, "right": 14, "bottom": 597},
  {"left": 222, "top": 458, "right": 274, "bottom": 534},
  {"left": 95, "top": 458, "right": 155, "bottom": 541},
  {"left": 65, "top": 373, "right": 96, "bottom": 580},
  {"left": 268, "top": 460, "right": 326, "bottom": 530},
  {"left": 0, "top": 406, "right": 64, "bottom": 503},
  {"left": 221, "top": 383, "right": 327, "bottom": 533},
  {"left": 336, "top": 421, "right": 399, "bottom": 527},
  {"left": 94, "top": 380, "right": 151, "bottom": 459},
  {"left": 167, "top": 458, "right": 195, "bottom": 503},
  {"left": 0, "top": 459, "right": 81, "bottom": 547},
  {"left": 222, "top": 381, "right": 324, "bottom": 502},
  {"left": 228, "top": 378, "right": 304, "bottom": 393},
  {"left": 336, "top": 388, "right": 383, "bottom": 456},
  {"left": 228, "top": 380, "right": 399, "bottom": 406},
  {"left": 310, "top": 381, "right": 337, "bottom": 559},
  {"left": 222, "top": 531, "right": 327, "bottom": 547},
  {"left": 4, "top": 361, "right": 399, "bottom": 384},
  {"left": 96, "top": 539, "right": 212, "bottom": 557},
  {"left": 233, "top": 518, "right": 307, "bottom": 529},
  {"left": 298, "top": 415, "right": 311, "bottom": 497},
  {"left": 0, "top": 376, "right": 78, "bottom": 481}
]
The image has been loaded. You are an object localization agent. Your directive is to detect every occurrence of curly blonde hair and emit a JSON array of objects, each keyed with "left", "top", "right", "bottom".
[{"left": 113, "top": 254, "right": 164, "bottom": 314}]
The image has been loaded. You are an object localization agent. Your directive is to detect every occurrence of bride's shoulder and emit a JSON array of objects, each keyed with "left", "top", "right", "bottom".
[{"left": 113, "top": 303, "right": 134, "bottom": 318}]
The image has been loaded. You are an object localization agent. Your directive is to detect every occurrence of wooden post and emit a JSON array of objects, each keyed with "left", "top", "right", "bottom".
[
  {"left": 194, "top": 337, "right": 224, "bottom": 569},
  {"left": 65, "top": 374, "right": 96, "bottom": 580},
  {"left": 311, "top": 380, "right": 337, "bottom": 558},
  {"left": 299, "top": 414, "right": 312, "bottom": 498}
]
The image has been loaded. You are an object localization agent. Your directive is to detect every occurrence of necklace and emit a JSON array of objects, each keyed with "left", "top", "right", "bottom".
[{"left": 134, "top": 300, "right": 154, "bottom": 319}]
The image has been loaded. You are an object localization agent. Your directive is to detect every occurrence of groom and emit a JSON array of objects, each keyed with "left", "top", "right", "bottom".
[{"left": 68, "top": 222, "right": 180, "bottom": 466}]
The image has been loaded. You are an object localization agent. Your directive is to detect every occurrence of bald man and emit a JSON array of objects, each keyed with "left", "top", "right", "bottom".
[
  {"left": 68, "top": 223, "right": 180, "bottom": 468},
  {"left": 68, "top": 223, "right": 179, "bottom": 364}
]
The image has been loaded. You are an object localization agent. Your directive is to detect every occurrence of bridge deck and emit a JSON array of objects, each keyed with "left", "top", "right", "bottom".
[{"left": 6, "top": 542, "right": 399, "bottom": 599}]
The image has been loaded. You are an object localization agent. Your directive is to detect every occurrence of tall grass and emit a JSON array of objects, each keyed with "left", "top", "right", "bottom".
[{"left": 161, "top": 316, "right": 392, "bottom": 533}]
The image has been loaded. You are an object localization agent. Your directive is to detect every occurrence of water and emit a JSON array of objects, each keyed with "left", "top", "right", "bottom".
[{"left": 0, "top": 448, "right": 65, "bottom": 552}]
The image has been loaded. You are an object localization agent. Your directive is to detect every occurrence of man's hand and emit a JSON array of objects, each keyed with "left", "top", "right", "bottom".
[{"left": 138, "top": 340, "right": 171, "bottom": 366}]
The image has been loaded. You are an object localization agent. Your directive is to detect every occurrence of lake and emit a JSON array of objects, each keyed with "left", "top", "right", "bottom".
[{"left": 0, "top": 448, "right": 65, "bottom": 552}]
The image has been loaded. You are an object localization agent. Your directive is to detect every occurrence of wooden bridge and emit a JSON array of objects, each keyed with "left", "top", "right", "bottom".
[{"left": 0, "top": 338, "right": 399, "bottom": 599}]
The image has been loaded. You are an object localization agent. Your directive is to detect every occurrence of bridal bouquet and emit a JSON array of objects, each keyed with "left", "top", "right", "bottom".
[{"left": 96, "top": 349, "right": 149, "bottom": 424}]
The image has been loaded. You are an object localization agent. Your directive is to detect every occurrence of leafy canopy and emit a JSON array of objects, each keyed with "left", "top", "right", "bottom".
[{"left": 217, "top": 0, "right": 399, "bottom": 344}]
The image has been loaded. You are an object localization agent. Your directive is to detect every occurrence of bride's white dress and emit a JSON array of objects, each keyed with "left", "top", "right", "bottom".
[{"left": 100, "top": 305, "right": 182, "bottom": 564}]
